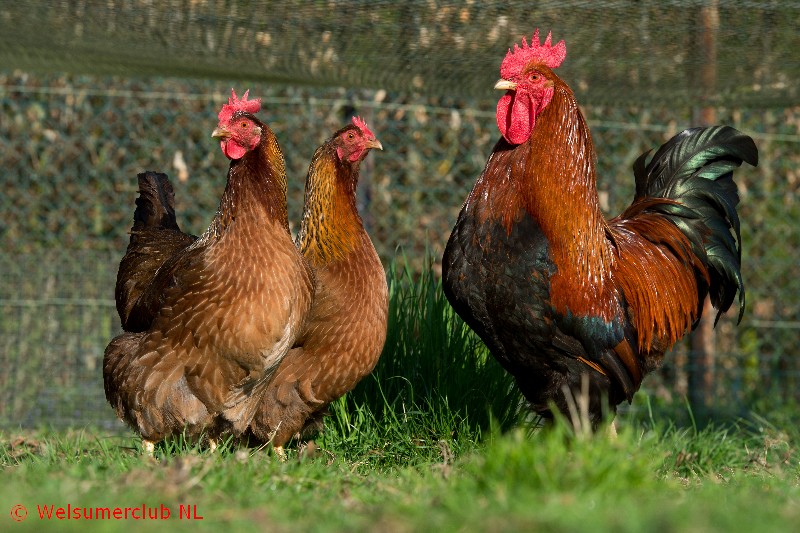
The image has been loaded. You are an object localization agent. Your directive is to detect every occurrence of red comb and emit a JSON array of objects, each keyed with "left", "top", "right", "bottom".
[
  {"left": 217, "top": 88, "right": 261, "bottom": 123},
  {"left": 500, "top": 29, "right": 566, "bottom": 78},
  {"left": 352, "top": 116, "right": 375, "bottom": 138}
]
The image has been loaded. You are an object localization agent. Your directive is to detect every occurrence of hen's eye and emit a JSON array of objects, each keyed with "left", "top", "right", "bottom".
[
  {"left": 530, "top": 73, "right": 540, "bottom": 81},
  {"left": 241, "top": 122, "right": 248, "bottom": 128},
  {"left": 347, "top": 132, "right": 354, "bottom": 139}
]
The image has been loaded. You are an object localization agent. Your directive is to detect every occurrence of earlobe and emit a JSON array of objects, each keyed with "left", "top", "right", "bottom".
[
  {"left": 538, "top": 87, "right": 554, "bottom": 115},
  {"left": 251, "top": 126, "right": 263, "bottom": 150}
]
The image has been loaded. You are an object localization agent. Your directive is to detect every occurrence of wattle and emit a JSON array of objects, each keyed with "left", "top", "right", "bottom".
[
  {"left": 496, "top": 92, "right": 535, "bottom": 145},
  {"left": 221, "top": 140, "right": 247, "bottom": 160}
]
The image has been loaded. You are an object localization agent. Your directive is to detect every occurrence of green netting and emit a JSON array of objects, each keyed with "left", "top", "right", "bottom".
[
  {"left": 1, "top": 1, "right": 799, "bottom": 428},
  {"left": 2, "top": 1, "right": 799, "bottom": 106}
]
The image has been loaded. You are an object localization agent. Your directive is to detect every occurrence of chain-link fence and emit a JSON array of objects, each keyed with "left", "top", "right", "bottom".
[{"left": 2, "top": 1, "right": 798, "bottom": 107}]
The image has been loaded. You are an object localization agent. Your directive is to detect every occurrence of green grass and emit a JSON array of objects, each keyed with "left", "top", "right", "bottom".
[
  {"left": 319, "top": 257, "right": 525, "bottom": 465},
  {"left": 2, "top": 418, "right": 798, "bottom": 532},
  {"left": 2, "top": 261, "right": 799, "bottom": 531}
]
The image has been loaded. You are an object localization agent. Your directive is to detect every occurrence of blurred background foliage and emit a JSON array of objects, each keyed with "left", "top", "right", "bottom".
[{"left": 1, "top": 1, "right": 798, "bottom": 428}]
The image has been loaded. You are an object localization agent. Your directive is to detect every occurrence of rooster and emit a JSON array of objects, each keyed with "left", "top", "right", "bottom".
[
  {"left": 442, "top": 31, "right": 758, "bottom": 429},
  {"left": 247, "top": 117, "right": 387, "bottom": 454},
  {"left": 104, "top": 90, "right": 314, "bottom": 453}
]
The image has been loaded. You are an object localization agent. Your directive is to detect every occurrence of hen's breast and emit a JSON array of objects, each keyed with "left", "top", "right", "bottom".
[
  {"left": 143, "top": 221, "right": 304, "bottom": 364},
  {"left": 195, "top": 218, "right": 313, "bottom": 370},
  {"left": 306, "top": 241, "right": 388, "bottom": 398}
]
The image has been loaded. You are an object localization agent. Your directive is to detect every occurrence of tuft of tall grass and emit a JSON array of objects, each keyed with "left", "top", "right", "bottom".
[{"left": 323, "top": 256, "right": 525, "bottom": 463}]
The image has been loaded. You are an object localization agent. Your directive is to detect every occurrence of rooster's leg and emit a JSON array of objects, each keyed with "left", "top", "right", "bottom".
[
  {"left": 142, "top": 439, "right": 156, "bottom": 457},
  {"left": 606, "top": 420, "right": 618, "bottom": 439}
]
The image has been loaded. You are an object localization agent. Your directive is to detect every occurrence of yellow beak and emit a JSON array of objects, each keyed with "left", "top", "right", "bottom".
[
  {"left": 367, "top": 138, "right": 384, "bottom": 151},
  {"left": 211, "top": 127, "right": 230, "bottom": 139},
  {"left": 494, "top": 79, "right": 518, "bottom": 91}
]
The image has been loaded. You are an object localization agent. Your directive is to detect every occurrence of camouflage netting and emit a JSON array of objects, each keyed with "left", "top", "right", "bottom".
[
  {"left": 1, "top": 1, "right": 799, "bottom": 428},
  {"left": 1, "top": 1, "right": 799, "bottom": 106}
]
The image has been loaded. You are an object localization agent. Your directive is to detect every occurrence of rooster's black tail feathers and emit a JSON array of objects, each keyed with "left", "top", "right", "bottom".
[{"left": 632, "top": 126, "right": 758, "bottom": 323}]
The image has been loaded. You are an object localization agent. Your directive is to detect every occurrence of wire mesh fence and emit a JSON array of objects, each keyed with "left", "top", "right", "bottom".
[
  {"left": 2, "top": 1, "right": 799, "bottom": 107},
  {"left": 2, "top": 71, "right": 798, "bottom": 429}
]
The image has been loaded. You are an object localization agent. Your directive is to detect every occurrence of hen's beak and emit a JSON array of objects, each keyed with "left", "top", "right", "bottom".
[
  {"left": 494, "top": 79, "right": 517, "bottom": 91},
  {"left": 367, "top": 138, "right": 384, "bottom": 151},
  {"left": 211, "top": 127, "right": 230, "bottom": 140}
]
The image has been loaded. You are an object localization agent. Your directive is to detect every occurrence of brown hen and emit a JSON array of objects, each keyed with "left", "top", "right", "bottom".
[
  {"left": 247, "top": 117, "right": 387, "bottom": 452},
  {"left": 103, "top": 90, "right": 314, "bottom": 452}
]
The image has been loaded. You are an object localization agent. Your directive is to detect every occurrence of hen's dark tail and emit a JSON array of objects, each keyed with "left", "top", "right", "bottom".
[
  {"left": 115, "top": 171, "right": 196, "bottom": 331},
  {"left": 632, "top": 126, "right": 758, "bottom": 323},
  {"left": 131, "top": 171, "right": 181, "bottom": 238}
]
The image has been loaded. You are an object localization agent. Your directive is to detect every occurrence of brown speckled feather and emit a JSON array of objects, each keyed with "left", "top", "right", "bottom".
[
  {"left": 103, "top": 118, "right": 314, "bottom": 442},
  {"left": 248, "top": 125, "right": 388, "bottom": 447}
]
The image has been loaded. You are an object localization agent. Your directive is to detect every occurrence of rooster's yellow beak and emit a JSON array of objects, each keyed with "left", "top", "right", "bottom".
[{"left": 494, "top": 79, "right": 517, "bottom": 91}]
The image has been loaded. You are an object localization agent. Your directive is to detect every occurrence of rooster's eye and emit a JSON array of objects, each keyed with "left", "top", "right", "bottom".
[
  {"left": 241, "top": 122, "right": 248, "bottom": 128},
  {"left": 347, "top": 132, "right": 354, "bottom": 139},
  {"left": 530, "top": 73, "right": 540, "bottom": 81}
]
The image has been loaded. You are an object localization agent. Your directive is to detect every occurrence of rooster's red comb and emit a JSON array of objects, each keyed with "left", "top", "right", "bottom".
[
  {"left": 217, "top": 88, "right": 261, "bottom": 123},
  {"left": 500, "top": 29, "right": 566, "bottom": 78},
  {"left": 352, "top": 116, "right": 375, "bottom": 138}
]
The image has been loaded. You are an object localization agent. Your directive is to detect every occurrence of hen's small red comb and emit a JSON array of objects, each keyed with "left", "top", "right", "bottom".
[
  {"left": 217, "top": 88, "right": 261, "bottom": 123},
  {"left": 352, "top": 116, "right": 375, "bottom": 139},
  {"left": 500, "top": 29, "right": 566, "bottom": 78}
]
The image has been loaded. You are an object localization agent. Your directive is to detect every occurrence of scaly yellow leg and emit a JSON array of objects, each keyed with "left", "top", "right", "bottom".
[
  {"left": 607, "top": 420, "right": 618, "bottom": 439},
  {"left": 142, "top": 439, "right": 155, "bottom": 457},
  {"left": 273, "top": 446, "right": 287, "bottom": 462}
]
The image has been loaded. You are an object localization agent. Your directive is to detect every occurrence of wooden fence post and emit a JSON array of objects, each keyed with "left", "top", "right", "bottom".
[{"left": 688, "top": 0, "right": 719, "bottom": 414}]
